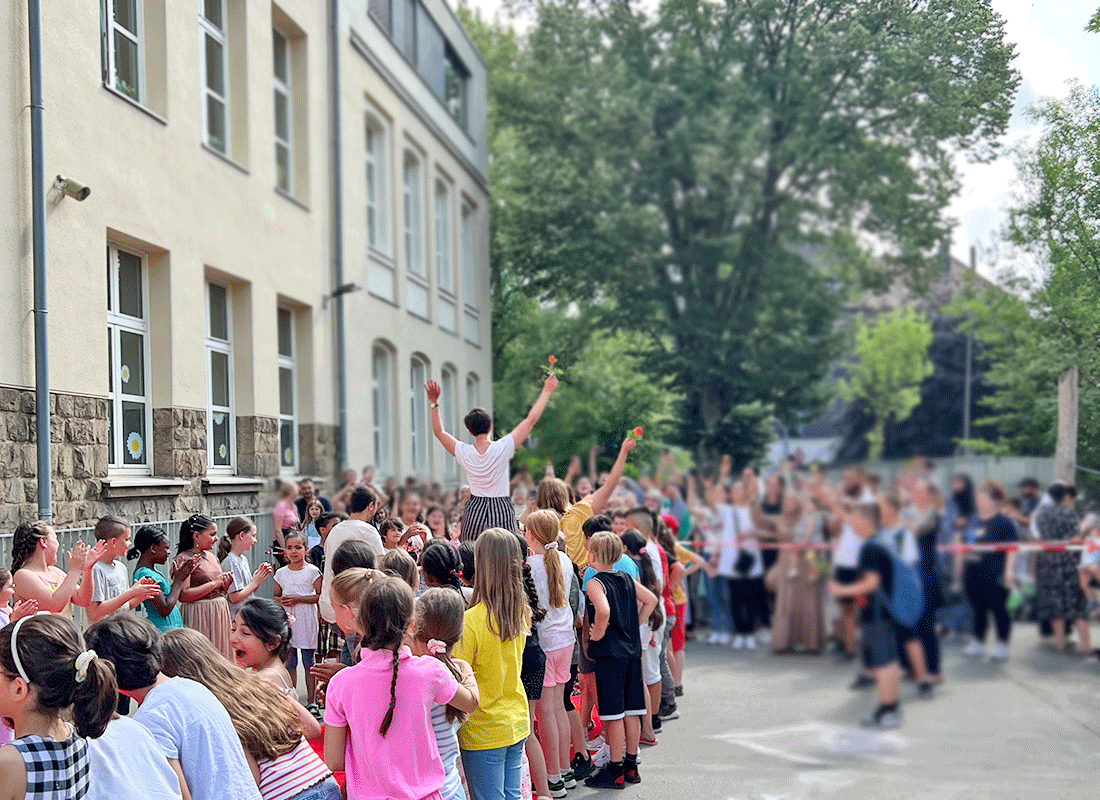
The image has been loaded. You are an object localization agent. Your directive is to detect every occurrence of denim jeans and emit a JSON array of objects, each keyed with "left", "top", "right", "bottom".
[
  {"left": 703, "top": 570, "right": 731, "bottom": 634},
  {"left": 659, "top": 614, "right": 676, "bottom": 706},
  {"left": 286, "top": 777, "right": 342, "bottom": 800},
  {"left": 461, "top": 739, "right": 526, "bottom": 800}
]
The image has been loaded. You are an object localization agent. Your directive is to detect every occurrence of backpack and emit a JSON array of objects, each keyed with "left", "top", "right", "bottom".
[{"left": 875, "top": 546, "right": 924, "bottom": 629}]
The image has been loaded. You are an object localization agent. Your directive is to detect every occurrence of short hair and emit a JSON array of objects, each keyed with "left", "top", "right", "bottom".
[
  {"left": 464, "top": 407, "right": 492, "bottom": 436},
  {"left": 85, "top": 613, "right": 161, "bottom": 691},
  {"left": 331, "top": 539, "right": 376, "bottom": 575},
  {"left": 316, "top": 512, "right": 341, "bottom": 532},
  {"left": 348, "top": 486, "right": 377, "bottom": 514},
  {"left": 979, "top": 479, "right": 1006, "bottom": 504},
  {"left": 1019, "top": 477, "right": 1040, "bottom": 490},
  {"left": 582, "top": 515, "right": 613, "bottom": 539},
  {"left": 588, "top": 532, "right": 623, "bottom": 566},
  {"left": 626, "top": 507, "right": 654, "bottom": 535},
  {"left": 93, "top": 515, "right": 130, "bottom": 541}
]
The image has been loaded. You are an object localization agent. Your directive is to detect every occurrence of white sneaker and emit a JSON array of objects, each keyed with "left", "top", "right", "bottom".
[
  {"left": 731, "top": 635, "right": 745, "bottom": 650},
  {"left": 991, "top": 642, "right": 1010, "bottom": 662},
  {"left": 717, "top": 632, "right": 733, "bottom": 647},
  {"left": 757, "top": 628, "right": 771, "bottom": 645},
  {"left": 706, "top": 632, "right": 720, "bottom": 645},
  {"left": 744, "top": 635, "right": 757, "bottom": 650},
  {"left": 963, "top": 640, "right": 985, "bottom": 659}
]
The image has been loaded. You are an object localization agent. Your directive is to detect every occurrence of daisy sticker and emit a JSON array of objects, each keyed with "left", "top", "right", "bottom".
[
  {"left": 121, "top": 365, "right": 131, "bottom": 384},
  {"left": 213, "top": 413, "right": 224, "bottom": 425},
  {"left": 284, "top": 448, "right": 293, "bottom": 463},
  {"left": 126, "top": 432, "right": 143, "bottom": 460},
  {"left": 219, "top": 443, "right": 227, "bottom": 460}
]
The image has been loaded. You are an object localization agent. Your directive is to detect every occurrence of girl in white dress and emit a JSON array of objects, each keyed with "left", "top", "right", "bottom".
[{"left": 273, "top": 532, "right": 323, "bottom": 705}]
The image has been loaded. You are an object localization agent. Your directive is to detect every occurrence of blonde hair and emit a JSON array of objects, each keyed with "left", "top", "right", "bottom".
[
  {"left": 413, "top": 588, "right": 469, "bottom": 724},
  {"left": 331, "top": 567, "right": 376, "bottom": 610},
  {"left": 526, "top": 509, "right": 567, "bottom": 608},
  {"left": 536, "top": 478, "right": 570, "bottom": 516},
  {"left": 588, "top": 531, "right": 623, "bottom": 566},
  {"left": 471, "top": 528, "right": 531, "bottom": 642},
  {"left": 158, "top": 628, "right": 301, "bottom": 761},
  {"left": 380, "top": 548, "right": 418, "bottom": 591}
]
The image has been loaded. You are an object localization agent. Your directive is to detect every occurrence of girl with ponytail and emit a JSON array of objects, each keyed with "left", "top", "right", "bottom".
[
  {"left": 0, "top": 613, "right": 118, "bottom": 798},
  {"left": 219, "top": 517, "right": 274, "bottom": 619},
  {"left": 323, "top": 575, "right": 478, "bottom": 800},
  {"left": 172, "top": 514, "right": 235, "bottom": 659},
  {"left": 420, "top": 540, "right": 466, "bottom": 599}
]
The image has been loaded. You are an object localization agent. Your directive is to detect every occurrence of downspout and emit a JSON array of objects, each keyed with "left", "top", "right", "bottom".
[
  {"left": 329, "top": 0, "right": 348, "bottom": 472},
  {"left": 28, "top": 0, "right": 52, "bottom": 522}
]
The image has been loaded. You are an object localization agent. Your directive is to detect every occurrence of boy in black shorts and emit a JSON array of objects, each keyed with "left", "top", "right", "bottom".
[
  {"left": 584, "top": 532, "right": 659, "bottom": 788},
  {"left": 829, "top": 503, "right": 902, "bottom": 729}
]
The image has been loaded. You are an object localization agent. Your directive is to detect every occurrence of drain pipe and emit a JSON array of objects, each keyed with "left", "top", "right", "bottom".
[
  {"left": 329, "top": 0, "right": 348, "bottom": 473},
  {"left": 28, "top": 0, "right": 52, "bottom": 522}
]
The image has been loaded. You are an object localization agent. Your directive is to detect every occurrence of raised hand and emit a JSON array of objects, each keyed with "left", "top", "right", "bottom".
[
  {"left": 543, "top": 373, "right": 559, "bottom": 394},
  {"left": 621, "top": 437, "right": 637, "bottom": 454},
  {"left": 175, "top": 553, "right": 202, "bottom": 581},
  {"left": 254, "top": 562, "right": 274, "bottom": 585},
  {"left": 221, "top": 571, "right": 235, "bottom": 590},
  {"left": 424, "top": 380, "right": 442, "bottom": 403},
  {"left": 9, "top": 599, "right": 38, "bottom": 622},
  {"left": 67, "top": 541, "right": 91, "bottom": 571}
]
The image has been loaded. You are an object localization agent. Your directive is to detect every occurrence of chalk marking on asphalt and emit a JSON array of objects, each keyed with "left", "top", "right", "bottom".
[{"left": 711, "top": 721, "right": 908, "bottom": 767}]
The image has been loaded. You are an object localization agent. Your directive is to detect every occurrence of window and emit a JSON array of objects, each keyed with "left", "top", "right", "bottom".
[
  {"left": 465, "top": 373, "right": 480, "bottom": 441},
  {"left": 410, "top": 356, "right": 429, "bottom": 476},
  {"left": 404, "top": 151, "right": 429, "bottom": 318},
  {"left": 372, "top": 345, "right": 393, "bottom": 476},
  {"left": 461, "top": 204, "right": 479, "bottom": 345},
  {"left": 436, "top": 181, "right": 456, "bottom": 332},
  {"left": 401, "top": 0, "right": 416, "bottom": 62},
  {"left": 206, "top": 282, "right": 234, "bottom": 472},
  {"left": 106, "top": 0, "right": 144, "bottom": 101},
  {"left": 273, "top": 29, "right": 292, "bottom": 193},
  {"left": 444, "top": 47, "right": 468, "bottom": 128},
  {"left": 441, "top": 367, "right": 457, "bottom": 480},
  {"left": 367, "top": 116, "right": 395, "bottom": 301},
  {"left": 107, "top": 244, "right": 151, "bottom": 471},
  {"left": 201, "top": 0, "right": 229, "bottom": 154},
  {"left": 369, "top": 0, "right": 392, "bottom": 34},
  {"left": 278, "top": 308, "right": 297, "bottom": 471}
]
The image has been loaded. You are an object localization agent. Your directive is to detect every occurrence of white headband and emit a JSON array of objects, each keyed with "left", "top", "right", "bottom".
[{"left": 9, "top": 611, "right": 51, "bottom": 683}]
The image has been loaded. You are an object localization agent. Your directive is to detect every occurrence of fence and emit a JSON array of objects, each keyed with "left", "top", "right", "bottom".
[
  {"left": 822, "top": 455, "right": 1056, "bottom": 494},
  {"left": 0, "top": 513, "right": 276, "bottom": 630}
]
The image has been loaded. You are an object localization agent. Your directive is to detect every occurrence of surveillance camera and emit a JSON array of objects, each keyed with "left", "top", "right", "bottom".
[{"left": 54, "top": 175, "right": 90, "bottom": 201}]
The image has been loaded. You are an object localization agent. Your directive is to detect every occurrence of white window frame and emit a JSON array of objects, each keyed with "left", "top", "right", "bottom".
[
  {"left": 366, "top": 118, "right": 389, "bottom": 254},
  {"left": 206, "top": 281, "right": 235, "bottom": 474},
  {"left": 372, "top": 345, "right": 393, "bottom": 477},
  {"left": 404, "top": 151, "right": 429, "bottom": 319},
  {"left": 273, "top": 28, "right": 293, "bottom": 194},
  {"left": 107, "top": 243, "right": 153, "bottom": 474},
  {"left": 441, "top": 366, "right": 457, "bottom": 480},
  {"left": 200, "top": 0, "right": 230, "bottom": 154},
  {"left": 410, "top": 356, "right": 429, "bottom": 476},
  {"left": 436, "top": 180, "right": 457, "bottom": 332},
  {"left": 461, "top": 203, "right": 480, "bottom": 345},
  {"left": 105, "top": 0, "right": 146, "bottom": 102},
  {"left": 278, "top": 307, "right": 298, "bottom": 474}
]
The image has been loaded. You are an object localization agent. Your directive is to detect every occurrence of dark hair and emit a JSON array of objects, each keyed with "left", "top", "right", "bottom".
[
  {"left": 316, "top": 512, "right": 341, "bottom": 533},
  {"left": 380, "top": 548, "right": 418, "bottom": 591},
  {"left": 0, "top": 614, "right": 117, "bottom": 739},
  {"left": 11, "top": 521, "right": 51, "bottom": 573},
  {"left": 509, "top": 530, "right": 546, "bottom": 625},
  {"left": 1019, "top": 477, "right": 1040, "bottom": 490},
  {"left": 626, "top": 507, "right": 655, "bottom": 536},
  {"left": 284, "top": 530, "right": 308, "bottom": 549},
  {"left": 0, "top": 566, "right": 10, "bottom": 587},
  {"left": 463, "top": 407, "right": 492, "bottom": 436},
  {"left": 582, "top": 515, "right": 613, "bottom": 539},
  {"left": 359, "top": 576, "right": 415, "bottom": 736},
  {"left": 85, "top": 613, "right": 162, "bottom": 692},
  {"left": 217, "top": 516, "right": 256, "bottom": 561},
  {"left": 378, "top": 518, "right": 406, "bottom": 544},
  {"left": 128, "top": 525, "right": 169, "bottom": 561},
  {"left": 654, "top": 517, "right": 677, "bottom": 562},
  {"left": 420, "top": 540, "right": 465, "bottom": 596},
  {"left": 348, "top": 486, "right": 378, "bottom": 515},
  {"left": 457, "top": 540, "right": 475, "bottom": 585},
  {"left": 93, "top": 515, "right": 130, "bottom": 542},
  {"left": 1048, "top": 483, "right": 1069, "bottom": 504},
  {"left": 620, "top": 529, "right": 663, "bottom": 631},
  {"left": 237, "top": 598, "right": 292, "bottom": 661},
  {"left": 332, "top": 539, "right": 376, "bottom": 575},
  {"left": 424, "top": 505, "right": 450, "bottom": 537},
  {"left": 177, "top": 514, "right": 215, "bottom": 554}
]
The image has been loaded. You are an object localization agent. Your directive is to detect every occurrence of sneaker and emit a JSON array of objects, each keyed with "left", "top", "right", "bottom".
[
  {"left": 849, "top": 673, "right": 876, "bottom": 691},
  {"left": 757, "top": 628, "right": 772, "bottom": 645},
  {"left": 658, "top": 703, "right": 679, "bottom": 720},
  {"left": 991, "top": 642, "right": 1010, "bottom": 662},
  {"left": 562, "top": 770, "right": 577, "bottom": 790},
  {"left": 570, "top": 753, "right": 593, "bottom": 782},
  {"left": 547, "top": 779, "right": 567, "bottom": 798},
  {"left": 706, "top": 631, "right": 720, "bottom": 645},
  {"left": 717, "top": 632, "right": 733, "bottom": 646},
  {"left": 744, "top": 635, "right": 757, "bottom": 650},
  {"left": 732, "top": 635, "right": 745, "bottom": 650},
  {"left": 584, "top": 765, "right": 625, "bottom": 789},
  {"left": 674, "top": 685, "right": 683, "bottom": 697},
  {"left": 862, "top": 705, "right": 903, "bottom": 729},
  {"left": 623, "top": 764, "right": 641, "bottom": 784},
  {"left": 917, "top": 681, "right": 934, "bottom": 699},
  {"left": 652, "top": 715, "right": 662, "bottom": 734},
  {"left": 586, "top": 734, "right": 605, "bottom": 752},
  {"left": 963, "top": 640, "right": 985, "bottom": 658}
]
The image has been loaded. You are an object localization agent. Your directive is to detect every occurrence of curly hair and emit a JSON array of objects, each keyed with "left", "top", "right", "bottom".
[{"left": 11, "top": 521, "right": 51, "bottom": 573}]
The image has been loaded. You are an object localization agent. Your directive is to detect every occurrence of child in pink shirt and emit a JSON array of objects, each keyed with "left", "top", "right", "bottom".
[{"left": 324, "top": 575, "right": 479, "bottom": 800}]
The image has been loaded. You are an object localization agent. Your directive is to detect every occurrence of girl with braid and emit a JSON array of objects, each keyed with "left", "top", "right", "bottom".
[
  {"left": 323, "top": 575, "right": 478, "bottom": 800},
  {"left": 11, "top": 521, "right": 106, "bottom": 617}
]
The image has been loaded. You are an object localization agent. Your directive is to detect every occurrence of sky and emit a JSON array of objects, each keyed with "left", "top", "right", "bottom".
[{"left": 458, "top": 0, "right": 1100, "bottom": 281}]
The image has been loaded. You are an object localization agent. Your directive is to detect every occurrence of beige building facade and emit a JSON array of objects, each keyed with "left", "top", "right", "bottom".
[{"left": 0, "top": 0, "right": 492, "bottom": 527}]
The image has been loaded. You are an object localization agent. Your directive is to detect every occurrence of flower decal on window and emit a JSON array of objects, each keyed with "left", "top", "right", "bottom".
[
  {"left": 213, "top": 413, "right": 225, "bottom": 425},
  {"left": 121, "top": 365, "right": 131, "bottom": 384},
  {"left": 219, "top": 443, "right": 228, "bottom": 460},
  {"left": 126, "top": 432, "right": 143, "bottom": 460},
  {"left": 284, "top": 448, "right": 293, "bottom": 464}
]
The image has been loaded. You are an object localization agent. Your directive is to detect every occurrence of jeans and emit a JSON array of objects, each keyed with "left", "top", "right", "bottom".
[
  {"left": 286, "top": 647, "right": 316, "bottom": 672},
  {"left": 703, "top": 570, "right": 731, "bottom": 635},
  {"left": 659, "top": 614, "right": 675, "bottom": 707},
  {"left": 461, "top": 739, "right": 526, "bottom": 800},
  {"left": 286, "top": 777, "right": 342, "bottom": 800}
]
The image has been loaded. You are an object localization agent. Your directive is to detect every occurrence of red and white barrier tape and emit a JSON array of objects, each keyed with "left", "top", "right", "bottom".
[{"left": 687, "top": 540, "right": 1100, "bottom": 554}]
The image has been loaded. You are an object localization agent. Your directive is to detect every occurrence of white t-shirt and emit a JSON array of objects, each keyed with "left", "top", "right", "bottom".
[
  {"left": 735, "top": 506, "right": 764, "bottom": 578},
  {"left": 878, "top": 526, "right": 919, "bottom": 567},
  {"left": 527, "top": 549, "right": 575, "bottom": 653},
  {"left": 221, "top": 552, "right": 254, "bottom": 619},
  {"left": 319, "top": 519, "right": 384, "bottom": 623},
  {"left": 644, "top": 541, "right": 665, "bottom": 591},
  {"left": 274, "top": 563, "right": 322, "bottom": 649},
  {"left": 91, "top": 559, "right": 129, "bottom": 602},
  {"left": 716, "top": 506, "right": 738, "bottom": 578},
  {"left": 136, "top": 677, "right": 262, "bottom": 800},
  {"left": 88, "top": 715, "right": 183, "bottom": 800},
  {"left": 453, "top": 437, "right": 516, "bottom": 497},
  {"left": 834, "top": 524, "right": 862, "bottom": 569}
]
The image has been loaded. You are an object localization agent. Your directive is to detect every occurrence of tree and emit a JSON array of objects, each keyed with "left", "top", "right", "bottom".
[
  {"left": 466, "top": 0, "right": 1019, "bottom": 468},
  {"left": 960, "top": 83, "right": 1100, "bottom": 468},
  {"left": 837, "top": 309, "right": 934, "bottom": 459}
]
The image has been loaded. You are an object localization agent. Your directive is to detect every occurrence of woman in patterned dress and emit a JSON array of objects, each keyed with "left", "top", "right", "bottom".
[{"left": 1034, "top": 484, "right": 1092, "bottom": 653}]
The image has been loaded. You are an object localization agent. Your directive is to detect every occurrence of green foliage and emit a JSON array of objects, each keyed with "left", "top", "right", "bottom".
[
  {"left": 838, "top": 309, "right": 935, "bottom": 459},
  {"left": 465, "top": 0, "right": 1018, "bottom": 470},
  {"left": 1089, "top": 8, "right": 1100, "bottom": 33},
  {"left": 959, "top": 83, "right": 1100, "bottom": 467}
]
